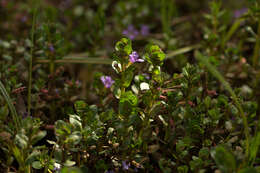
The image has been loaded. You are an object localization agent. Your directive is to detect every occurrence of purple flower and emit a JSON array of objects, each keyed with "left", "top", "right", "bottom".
[
  {"left": 140, "top": 25, "right": 150, "bottom": 36},
  {"left": 21, "top": 16, "right": 28, "bottom": 23},
  {"left": 49, "top": 45, "right": 55, "bottom": 52},
  {"left": 122, "top": 161, "right": 130, "bottom": 170},
  {"left": 55, "top": 89, "right": 59, "bottom": 94},
  {"left": 122, "top": 25, "right": 139, "bottom": 40},
  {"left": 142, "top": 73, "right": 150, "bottom": 80},
  {"left": 100, "top": 76, "right": 114, "bottom": 88},
  {"left": 233, "top": 8, "right": 248, "bottom": 19},
  {"left": 129, "top": 51, "right": 144, "bottom": 63}
]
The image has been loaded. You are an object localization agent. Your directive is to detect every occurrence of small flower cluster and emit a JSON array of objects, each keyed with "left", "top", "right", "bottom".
[
  {"left": 129, "top": 51, "right": 144, "bottom": 63},
  {"left": 102, "top": 48, "right": 145, "bottom": 88},
  {"left": 53, "top": 163, "right": 61, "bottom": 172},
  {"left": 100, "top": 76, "right": 115, "bottom": 88},
  {"left": 122, "top": 160, "right": 130, "bottom": 170},
  {"left": 233, "top": 8, "right": 248, "bottom": 18},
  {"left": 122, "top": 25, "right": 150, "bottom": 40}
]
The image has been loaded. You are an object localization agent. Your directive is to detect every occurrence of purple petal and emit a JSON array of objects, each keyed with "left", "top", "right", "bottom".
[
  {"left": 131, "top": 51, "right": 139, "bottom": 58},
  {"left": 49, "top": 45, "right": 55, "bottom": 52},
  {"left": 137, "top": 58, "right": 144, "bottom": 62},
  {"left": 122, "top": 30, "right": 129, "bottom": 35},
  {"left": 143, "top": 73, "right": 150, "bottom": 79},
  {"left": 129, "top": 51, "right": 144, "bottom": 63},
  {"left": 100, "top": 76, "right": 114, "bottom": 88},
  {"left": 122, "top": 161, "right": 130, "bottom": 170},
  {"left": 233, "top": 8, "right": 248, "bottom": 18},
  {"left": 133, "top": 30, "right": 139, "bottom": 36},
  {"left": 130, "top": 56, "right": 136, "bottom": 63},
  {"left": 21, "top": 16, "right": 28, "bottom": 23},
  {"left": 122, "top": 25, "right": 139, "bottom": 40},
  {"left": 129, "top": 51, "right": 139, "bottom": 63},
  {"left": 141, "top": 25, "right": 149, "bottom": 36},
  {"left": 100, "top": 76, "right": 106, "bottom": 83},
  {"left": 129, "top": 34, "right": 135, "bottom": 40},
  {"left": 128, "top": 25, "right": 135, "bottom": 31}
]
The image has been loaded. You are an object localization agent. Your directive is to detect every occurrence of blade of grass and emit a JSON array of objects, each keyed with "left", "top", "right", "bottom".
[
  {"left": 253, "top": 18, "right": 260, "bottom": 68},
  {"left": 195, "top": 51, "right": 250, "bottom": 159},
  {"left": 35, "top": 44, "right": 199, "bottom": 65},
  {"left": 0, "top": 81, "right": 21, "bottom": 131},
  {"left": 36, "top": 57, "right": 113, "bottom": 65},
  {"left": 221, "top": 19, "right": 244, "bottom": 49},
  {"left": 27, "top": 2, "right": 37, "bottom": 116},
  {"left": 249, "top": 132, "right": 260, "bottom": 166},
  {"left": 166, "top": 44, "right": 201, "bottom": 59}
]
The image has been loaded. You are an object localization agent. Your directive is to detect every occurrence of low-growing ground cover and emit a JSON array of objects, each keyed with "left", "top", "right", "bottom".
[{"left": 0, "top": 0, "right": 260, "bottom": 172}]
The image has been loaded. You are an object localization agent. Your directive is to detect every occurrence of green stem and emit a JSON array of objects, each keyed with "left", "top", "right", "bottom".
[
  {"left": 221, "top": 19, "right": 243, "bottom": 49},
  {"left": 0, "top": 81, "right": 21, "bottom": 131},
  {"left": 253, "top": 17, "right": 260, "bottom": 68},
  {"left": 27, "top": 3, "right": 37, "bottom": 116}
]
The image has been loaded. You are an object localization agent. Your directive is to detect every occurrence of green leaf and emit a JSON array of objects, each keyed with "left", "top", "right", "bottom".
[
  {"left": 113, "top": 82, "right": 121, "bottom": 99},
  {"left": 55, "top": 120, "right": 72, "bottom": 137},
  {"left": 152, "top": 66, "right": 162, "bottom": 83},
  {"left": 69, "top": 115, "right": 82, "bottom": 130},
  {"left": 64, "top": 160, "right": 76, "bottom": 167},
  {"left": 120, "top": 91, "right": 138, "bottom": 106},
  {"left": 189, "top": 156, "right": 203, "bottom": 171},
  {"left": 122, "top": 66, "right": 134, "bottom": 87},
  {"left": 15, "top": 132, "right": 28, "bottom": 149},
  {"left": 211, "top": 146, "right": 236, "bottom": 173},
  {"left": 177, "top": 165, "right": 189, "bottom": 173},
  {"left": 144, "top": 44, "right": 165, "bottom": 66},
  {"left": 31, "top": 131, "right": 47, "bottom": 145},
  {"left": 67, "top": 131, "right": 82, "bottom": 145},
  {"left": 25, "top": 151, "right": 41, "bottom": 165},
  {"left": 11, "top": 145, "right": 24, "bottom": 167},
  {"left": 32, "top": 161, "right": 43, "bottom": 169},
  {"left": 74, "top": 100, "right": 88, "bottom": 114},
  {"left": 199, "top": 147, "right": 210, "bottom": 159},
  {"left": 115, "top": 38, "right": 132, "bottom": 55},
  {"left": 249, "top": 132, "right": 260, "bottom": 165},
  {"left": 119, "top": 91, "right": 138, "bottom": 115}
]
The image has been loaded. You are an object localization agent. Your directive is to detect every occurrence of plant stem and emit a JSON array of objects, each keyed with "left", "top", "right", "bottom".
[
  {"left": 221, "top": 19, "right": 243, "bottom": 49},
  {"left": 27, "top": 2, "right": 37, "bottom": 116},
  {"left": 253, "top": 17, "right": 260, "bottom": 68},
  {"left": 0, "top": 81, "right": 21, "bottom": 131}
]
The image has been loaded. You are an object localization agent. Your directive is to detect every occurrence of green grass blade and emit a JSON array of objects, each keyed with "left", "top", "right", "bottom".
[
  {"left": 166, "top": 44, "right": 201, "bottom": 59},
  {"left": 195, "top": 51, "right": 250, "bottom": 159},
  {"left": 253, "top": 18, "right": 260, "bottom": 68},
  {"left": 221, "top": 19, "right": 244, "bottom": 48},
  {"left": 35, "top": 44, "right": 200, "bottom": 65},
  {"left": 249, "top": 132, "right": 260, "bottom": 166},
  {"left": 0, "top": 81, "right": 21, "bottom": 131},
  {"left": 36, "top": 57, "right": 113, "bottom": 65},
  {"left": 27, "top": 2, "right": 37, "bottom": 116}
]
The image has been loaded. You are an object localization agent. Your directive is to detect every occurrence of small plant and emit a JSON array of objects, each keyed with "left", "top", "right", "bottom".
[{"left": 1, "top": 0, "right": 260, "bottom": 172}]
